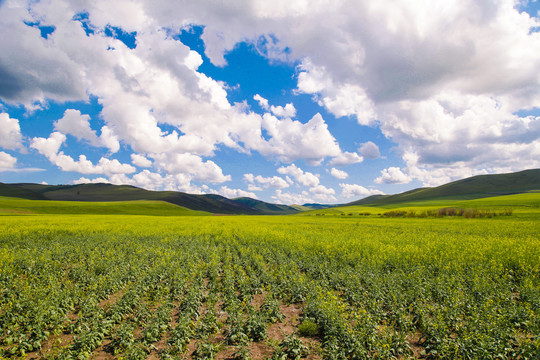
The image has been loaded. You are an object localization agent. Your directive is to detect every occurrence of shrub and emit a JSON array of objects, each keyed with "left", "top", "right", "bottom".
[{"left": 298, "top": 319, "right": 319, "bottom": 337}]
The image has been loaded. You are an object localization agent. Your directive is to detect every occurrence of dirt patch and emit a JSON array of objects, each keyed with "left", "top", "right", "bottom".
[
  {"left": 267, "top": 303, "right": 302, "bottom": 341},
  {"left": 98, "top": 289, "right": 126, "bottom": 309},
  {"left": 406, "top": 332, "right": 426, "bottom": 359},
  {"left": 88, "top": 339, "right": 112, "bottom": 360},
  {"left": 251, "top": 293, "right": 265, "bottom": 310},
  {"left": 249, "top": 341, "right": 275, "bottom": 359},
  {"left": 26, "top": 332, "right": 74, "bottom": 359}
]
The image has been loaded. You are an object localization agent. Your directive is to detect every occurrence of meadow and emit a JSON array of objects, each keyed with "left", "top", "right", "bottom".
[{"left": 0, "top": 195, "right": 539, "bottom": 359}]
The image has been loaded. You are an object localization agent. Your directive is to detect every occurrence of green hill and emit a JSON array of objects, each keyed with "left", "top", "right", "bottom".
[
  {"left": 0, "top": 183, "right": 48, "bottom": 200},
  {"left": 1, "top": 183, "right": 296, "bottom": 215},
  {"left": 233, "top": 197, "right": 299, "bottom": 214},
  {"left": 344, "top": 169, "right": 540, "bottom": 207},
  {"left": 0, "top": 197, "right": 210, "bottom": 216}
]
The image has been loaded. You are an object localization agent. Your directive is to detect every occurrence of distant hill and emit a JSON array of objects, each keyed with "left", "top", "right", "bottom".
[
  {"left": 2, "top": 168, "right": 538, "bottom": 215},
  {"left": 233, "top": 197, "right": 298, "bottom": 214},
  {"left": 0, "top": 197, "right": 210, "bottom": 216},
  {"left": 0, "top": 183, "right": 48, "bottom": 200},
  {"left": 344, "top": 168, "right": 540, "bottom": 207},
  {"left": 0, "top": 182, "right": 299, "bottom": 215}
]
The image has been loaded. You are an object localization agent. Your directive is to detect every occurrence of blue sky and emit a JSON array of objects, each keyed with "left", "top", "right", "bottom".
[{"left": 1, "top": 0, "right": 539, "bottom": 204}]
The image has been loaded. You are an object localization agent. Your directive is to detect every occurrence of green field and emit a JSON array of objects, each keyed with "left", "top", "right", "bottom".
[
  {"left": 0, "top": 197, "right": 210, "bottom": 216},
  {"left": 0, "top": 196, "right": 539, "bottom": 359}
]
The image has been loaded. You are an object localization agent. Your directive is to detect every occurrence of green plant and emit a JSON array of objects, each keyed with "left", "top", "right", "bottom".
[{"left": 298, "top": 319, "right": 319, "bottom": 337}]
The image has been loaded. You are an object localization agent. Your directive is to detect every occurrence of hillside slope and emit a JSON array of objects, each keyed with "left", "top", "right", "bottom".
[
  {"left": 4, "top": 183, "right": 298, "bottom": 215},
  {"left": 0, "top": 197, "right": 209, "bottom": 216},
  {"left": 344, "top": 168, "right": 540, "bottom": 207},
  {"left": 233, "top": 197, "right": 298, "bottom": 214}
]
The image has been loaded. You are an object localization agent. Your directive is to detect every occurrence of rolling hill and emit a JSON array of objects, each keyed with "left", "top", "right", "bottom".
[
  {"left": 0, "top": 182, "right": 299, "bottom": 215},
  {"left": 343, "top": 168, "right": 540, "bottom": 207},
  {"left": 1, "top": 168, "right": 538, "bottom": 215},
  {"left": 0, "top": 197, "right": 210, "bottom": 216}
]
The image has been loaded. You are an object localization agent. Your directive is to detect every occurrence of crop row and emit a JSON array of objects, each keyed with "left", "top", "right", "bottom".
[{"left": 0, "top": 215, "right": 539, "bottom": 359}]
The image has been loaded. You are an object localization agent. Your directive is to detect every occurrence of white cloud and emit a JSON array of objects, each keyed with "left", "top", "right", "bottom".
[
  {"left": 359, "top": 141, "right": 380, "bottom": 159},
  {"left": 0, "top": 151, "right": 17, "bottom": 171},
  {"left": 248, "top": 184, "right": 263, "bottom": 191},
  {"left": 0, "top": 4, "right": 87, "bottom": 107},
  {"left": 270, "top": 103, "right": 296, "bottom": 118},
  {"left": 151, "top": 152, "right": 231, "bottom": 183},
  {"left": 3, "top": 0, "right": 540, "bottom": 189},
  {"left": 78, "top": 170, "right": 206, "bottom": 194},
  {"left": 131, "top": 153, "right": 152, "bottom": 167},
  {"left": 53, "top": 109, "right": 121, "bottom": 153},
  {"left": 54, "top": 109, "right": 100, "bottom": 147},
  {"left": 340, "top": 183, "right": 385, "bottom": 199},
  {"left": 297, "top": 62, "right": 376, "bottom": 125},
  {"left": 244, "top": 173, "right": 290, "bottom": 189},
  {"left": 374, "top": 167, "right": 412, "bottom": 184},
  {"left": 328, "top": 151, "right": 363, "bottom": 166},
  {"left": 217, "top": 186, "right": 258, "bottom": 199},
  {"left": 0, "top": 113, "right": 24, "bottom": 151},
  {"left": 30, "top": 131, "right": 65, "bottom": 158},
  {"left": 259, "top": 113, "right": 341, "bottom": 165},
  {"left": 330, "top": 167, "right": 348, "bottom": 179},
  {"left": 254, "top": 94, "right": 269, "bottom": 110},
  {"left": 277, "top": 164, "right": 319, "bottom": 187},
  {"left": 98, "top": 126, "right": 121, "bottom": 153},
  {"left": 272, "top": 189, "right": 313, "bottom": 205},
  {"left": 309, "top": 184, "right": 337, "bottom": 202},
  {"left": 147, "top": 0, "right": 540, "bottom": 185},
  {"left": 73, "top": 177, "right": 110, "bottom": 184},
  {"left": 30, "top": 132, "right": 135, "bottom": 176}
]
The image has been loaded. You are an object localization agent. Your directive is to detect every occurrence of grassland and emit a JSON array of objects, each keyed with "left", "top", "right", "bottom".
[
  {"left": 303, "top": 193, "right": 540, "bottom": 219},
  {"left": 0, "top": 197, "right": 210, "bottom": 216},
  {"left": 0, "top": 195, "right": 539, "bottom": 359}
]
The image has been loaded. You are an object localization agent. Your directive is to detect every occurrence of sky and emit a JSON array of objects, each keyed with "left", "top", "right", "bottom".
[{"left": 1, "top": 0, "right": 540, "bottom": 205}]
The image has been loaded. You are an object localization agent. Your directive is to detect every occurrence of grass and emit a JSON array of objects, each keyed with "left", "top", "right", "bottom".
[
  {"left": 0, "top": 196, "right": 210, "bottom": 216},
  {"left": 0, "top": 187, "right": 538, "bottom": 357},
  {"left": 344, "top": 168, "right": 540, "bottom": 207},
  {"left": 302, "top": 193, "right": 540, "bottom": 218},
  {"left": 0, "top": 203, "right": 539, "bottom": 358}
]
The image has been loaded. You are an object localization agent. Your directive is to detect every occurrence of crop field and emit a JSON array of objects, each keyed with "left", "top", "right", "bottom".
[{"left": 0, "top": 201, "right": 539, "bottom": 359}]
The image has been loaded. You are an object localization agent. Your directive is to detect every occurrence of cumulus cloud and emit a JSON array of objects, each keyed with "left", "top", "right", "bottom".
[
  {"left": 374, "top": 167, "right": 412, "bottom": 184},
  {"left": 270, "top": 103, "right": 296, "bottom": 118},
  {"left": 147, "top": 0, "right": 540, "bottom": 185},
  {"left": 0, "top": 151, "right": 17, "bottom": 171},
  {"left": 30, "top": 132, "right": 135, "bottom": 176},
  {"left": 3, "top": 0, "right": 540, "bottom": 190},
  {"left": 54, "top": 110, "right": 100, "bottom": 147},
  {"left": 73, "top": 177, "right": 110, "bottom": 184},
  {"left": 272, "top": 189, "right": 313, "bottom": 205},
  {"left": 131, "top": 153, "right": 152, "bottom": 168},
  {"left": 151, "top": 152, "right": 231, "bottom": 183},
  {"left": 254, "top": 94, "right": 270, "bottom": 110},
  {"left": 328, "top": 151, "right": 363, "bottom": 166},
  {"left": 259, "top": 113, "right": 341, "bottom": 164},
  {"left": 309, "top": 184, "right": 337, "bottom": 202},
  {"left": 247, "top": 184, "right": 263, "bottom": 191},
  {"left": 75, "top": 170, "right": 207, "bottom": 194},
  {"left": 358, "top": 141, "right": 380, "bottom": 159},
  {"left": 340, "top": 183, "right": 385, "bottom": 199},
  {"left": 217, "top": 186, "right": 258, "bottom": 199},
  {"left": 54, "top": 109, "right": 120, "bottom": 153},
  {"left": 0, "top": 113, "right": 24, "bottom": 151},
  {"left": 277, "top": 164, "right": 319, "bottom": 187},
  {"left": 244, "top": 173, "right": 290, "bottom": 189},
  {"left": 330, "top": 167, "right": 348, "bottom": 179},
  {"left": 0, "top": 4, "right": 87, "bottom": 107},
  {"left": 297, "top": 62, "right": 376, "bottom": 126}
]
